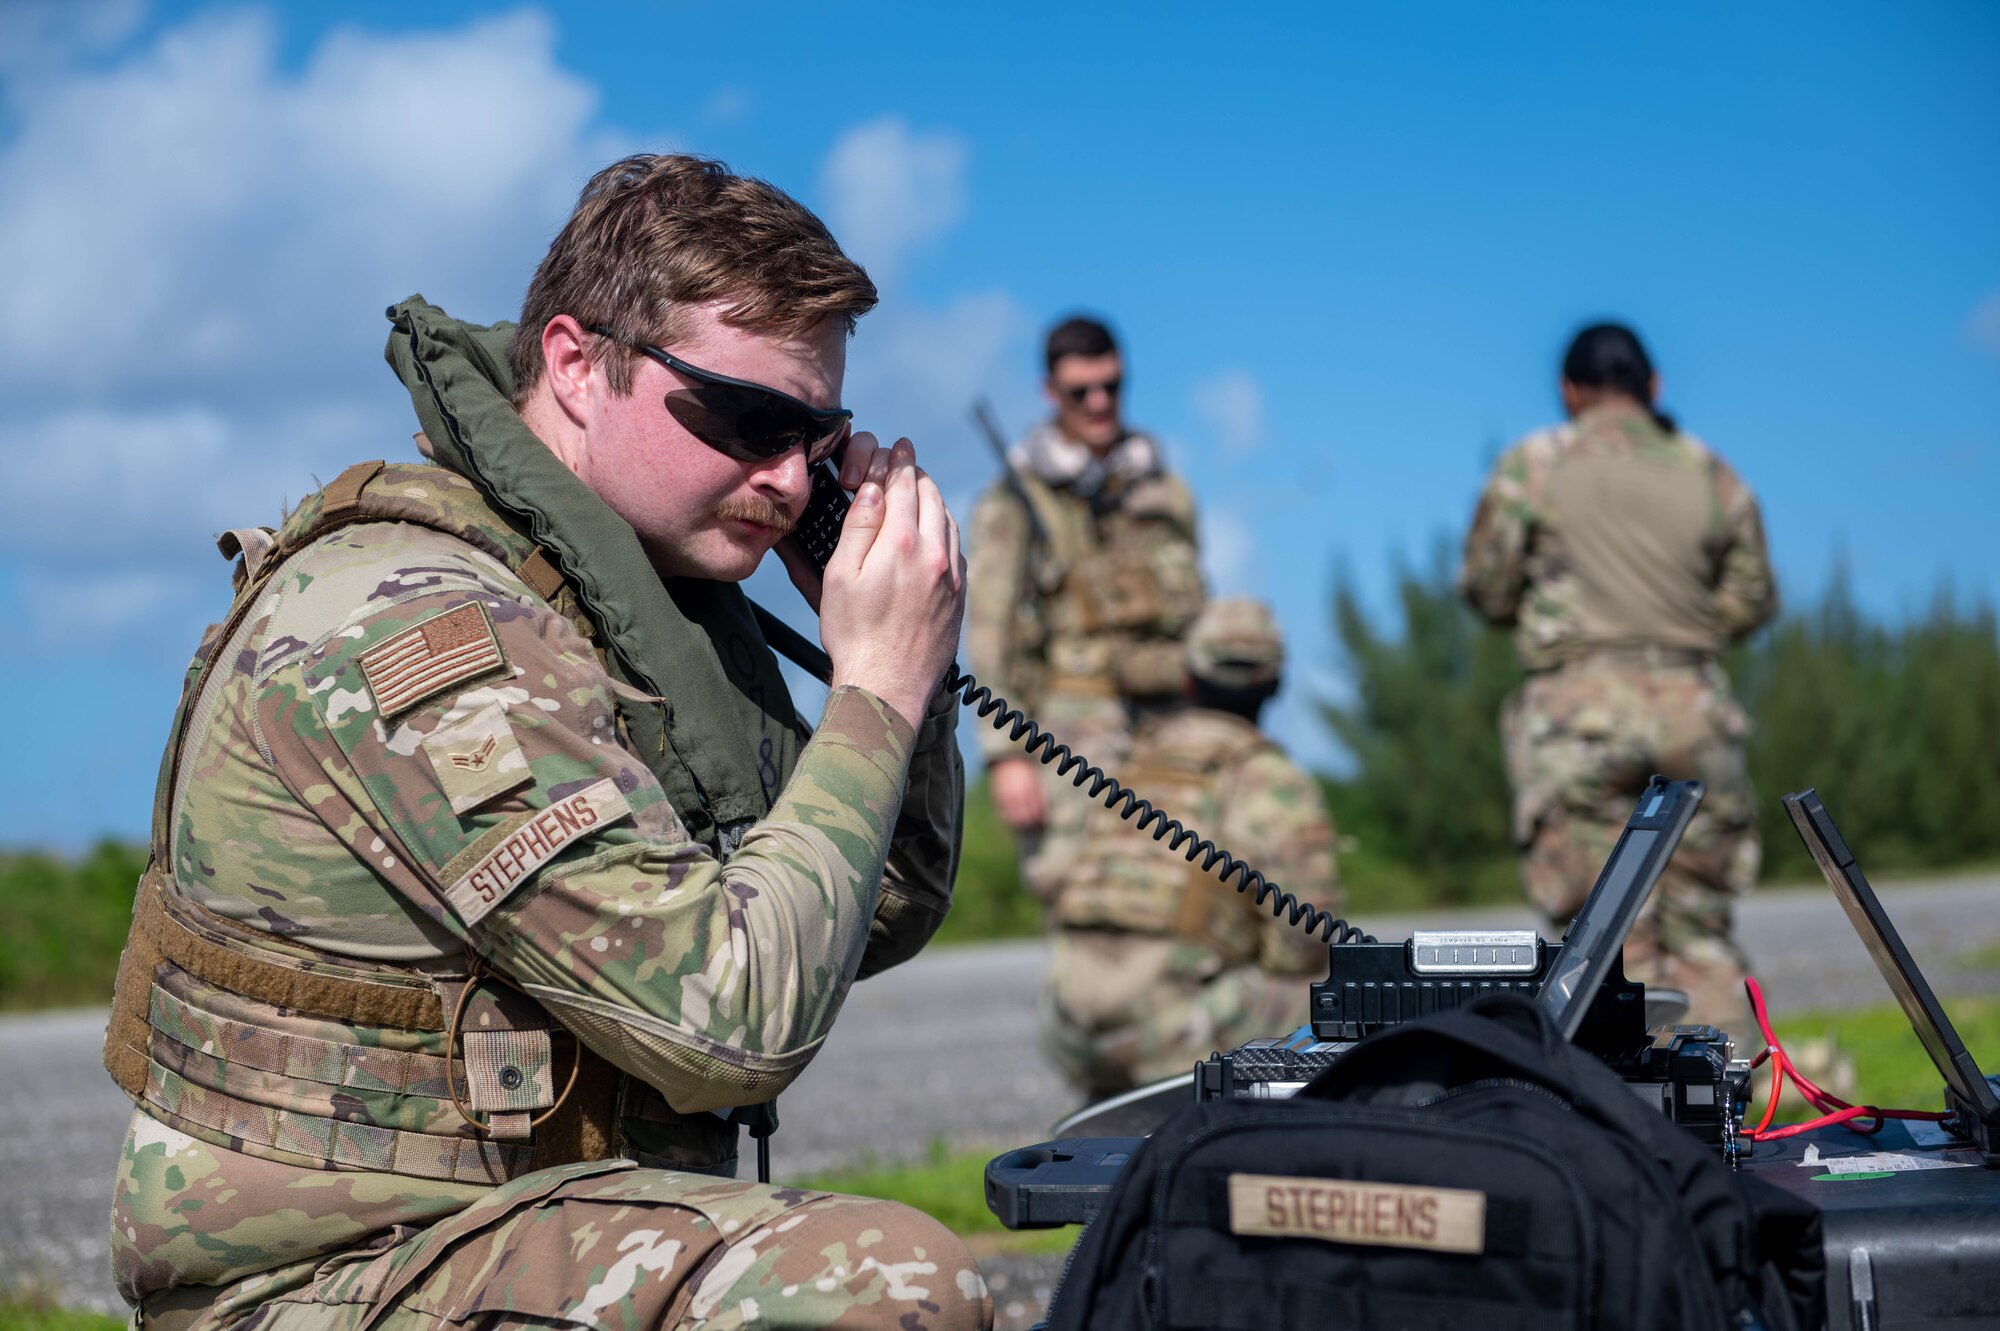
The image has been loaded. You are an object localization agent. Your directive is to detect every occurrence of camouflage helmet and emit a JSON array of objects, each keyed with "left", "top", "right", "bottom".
[{"left": 1185, "top": 597, "right": 1284, "bottom": 688}]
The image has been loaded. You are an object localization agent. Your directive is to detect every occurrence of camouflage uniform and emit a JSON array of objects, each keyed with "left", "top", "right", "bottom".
[
  {"left": 1458, "top": 401, "right": 1778, "bottom": 1035},
  {"left": 101, "top": 300, "right": 989, "bottom": 1330},
  {"left": 965, "top": 423, "right": 1204, "bottom": 901},
  {"left": 1042, "top": 600, "right": 1338, "bottom": 1096}
]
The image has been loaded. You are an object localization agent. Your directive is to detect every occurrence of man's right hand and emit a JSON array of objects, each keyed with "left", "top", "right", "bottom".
[
  {"left": 817, "top": 437, "right": 966, "bottom": 730},
  {"left": 989, "top": 756, "right": 1047, "bottom": 832}
]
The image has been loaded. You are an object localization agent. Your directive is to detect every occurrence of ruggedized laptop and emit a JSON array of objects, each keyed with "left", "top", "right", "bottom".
[
  {"left": 1535, "top": 776, "right": 1706, "bottom": 1040},
  {"left": 1785, "top": 788, "right": 2000, "bottom": 1166}
]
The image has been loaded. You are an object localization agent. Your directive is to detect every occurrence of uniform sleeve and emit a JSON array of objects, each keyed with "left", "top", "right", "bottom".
[
  {"left": 855, "top": 682, "right": 964, "bottom": 979},
  {"left": 1457, "top": 446, "right": 1536, "bottom": 626},
  {"left": 966, "top": 484, "right": 1036, "bottom": 763},
  {"left": 1711, "top": 459, "right": 1779, "bottom": 641},
  {"left": 1221, "top": 751, "right": 1342, "bottom": 977},
  {"left": 258, "top": 578, "right": 919, "bottom": 1113}
]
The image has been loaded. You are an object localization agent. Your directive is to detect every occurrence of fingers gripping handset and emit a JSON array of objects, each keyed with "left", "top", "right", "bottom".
[
  {"left": 770, "top": 442, "right": 1365, "bottom": 949},
  {"left": 790, "top": 438, "right": 966, "bottom": 735}
]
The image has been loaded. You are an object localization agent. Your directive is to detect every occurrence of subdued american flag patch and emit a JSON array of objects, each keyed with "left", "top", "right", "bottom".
[{"left": 359, "top": 603, "right": 506, "bottom": 719}]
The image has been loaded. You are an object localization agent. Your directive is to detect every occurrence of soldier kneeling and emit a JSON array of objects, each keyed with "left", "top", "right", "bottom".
[{"left": 1042, "top": 598, "right": 1343, "bottom": 1099}]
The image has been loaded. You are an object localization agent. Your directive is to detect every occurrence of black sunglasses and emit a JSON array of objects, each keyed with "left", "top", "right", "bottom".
[
  {"left": 1060, "top": 377, "right": 1122, "bottom": 405},
  {"left": 590, "top": 326, "right": 852, "bottom": 466}
]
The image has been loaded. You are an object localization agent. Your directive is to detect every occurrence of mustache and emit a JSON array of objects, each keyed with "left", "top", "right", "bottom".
[{"left": 713, "top": 495, "right": 796, "bottom": 536}]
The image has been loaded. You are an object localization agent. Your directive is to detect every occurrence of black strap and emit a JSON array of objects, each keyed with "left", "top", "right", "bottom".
[{"left": 749, "top": 602, "right": 832, "bottom": 685}]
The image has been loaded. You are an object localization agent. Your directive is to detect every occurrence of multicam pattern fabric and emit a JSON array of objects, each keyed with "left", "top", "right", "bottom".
[
  {"left": 1457, "top": 402, "right": 1777, "bottom": 673},
  {"left": 1459, "top": 401, "right": 1777, "bottom": 1038},
  {"left": 967, "top": 423, "right": 1205, "bottom": 917},
  {"left": 965, "top": 424, "right": 1205, "bottom": 764},
  {"left": 1500, "top": 657, "right": 1762, "bottom": 1035},
  {"left": 117, "top": 1134, "right": 989, "bottom": 1331},
  {"left": 1043, "top": 707, "right": 1340, "bottom": 1096},
  {"left": 113, "top": 449, "right": 978, "bottom": 1327}
]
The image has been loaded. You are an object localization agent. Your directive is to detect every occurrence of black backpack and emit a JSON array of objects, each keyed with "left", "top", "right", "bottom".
[{"left": 1045, "top": 993, "right": 1822, "bottom": 1331}]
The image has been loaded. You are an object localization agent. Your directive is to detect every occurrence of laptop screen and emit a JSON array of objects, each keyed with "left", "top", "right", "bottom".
[
  {"left": 1537, "top": 778, "right": 1705, "bottom": 1040},
  {"left": 1784, "top": 790, "right": 1999, "bottom": 1118}
]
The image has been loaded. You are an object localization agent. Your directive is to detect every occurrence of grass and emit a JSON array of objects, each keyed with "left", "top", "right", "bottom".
[
  {"left": 0, "top": 1281, "right": 123, "bottom": 1331},
  {"left": 1755, "top": 995, "right": 2000, "bottom": 1124},
  {"left": 794, "top": 1139, "right": 1079, "bottom": 1256}
]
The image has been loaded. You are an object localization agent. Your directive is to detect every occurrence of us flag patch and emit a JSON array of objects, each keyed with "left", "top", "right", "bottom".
[{"left": 359, "top": 603, "right": 506, "bottom": 719}]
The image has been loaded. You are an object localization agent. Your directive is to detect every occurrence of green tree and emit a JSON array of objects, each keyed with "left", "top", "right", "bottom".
[
  {"left": 1734, "top": 573, "right": 2000, "bottom": 879},
  {"left": 1319, "top": 541, "right": 1523, "bottom": 906}
]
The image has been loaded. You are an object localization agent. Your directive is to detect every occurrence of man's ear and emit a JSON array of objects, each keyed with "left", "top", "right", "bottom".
[
  {"left": 540, "top": 315, "right": 598, "bottom": 427},
  {"left": 1041, "top": 376, "right": 1062, "bottom": 411},
  {"left": 1648, "top": 372, "right": 1662, "bottom": 405}
]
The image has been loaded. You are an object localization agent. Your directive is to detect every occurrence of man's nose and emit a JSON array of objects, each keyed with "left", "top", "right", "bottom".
[{"left": 752, "top": 446, "right": 810, "bottom": 505}]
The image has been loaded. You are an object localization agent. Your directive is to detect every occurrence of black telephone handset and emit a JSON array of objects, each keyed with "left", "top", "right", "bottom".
[
  {"left": 790, "top": 461, "right": 851, "bottom": 574},
  {"left": 767, "top": 460, "right": 1365, "bottom": 948}
]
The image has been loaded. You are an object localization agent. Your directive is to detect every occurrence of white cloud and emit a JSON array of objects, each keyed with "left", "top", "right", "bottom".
[
  {"left": 818, "top": 116, "right": 968, "bottom": 286},
  {"left": 0, "top": 6, "right": 634, "bottom": 652},
  {"left": 0, "top": 7, "right": 616, "bottom": 398},
  {"left": 843, "top": 289, "right": 1034, "bottom": 497},
  {"left": 1191, "top": 368, "right": 1266, "bottom": 457},
  {"left": 1198, "top": 501, "right": 1262, "bottom": 598},
  {"left": 15, "top": 566, "right": 218, "bottom": 658},
  {"left": 1968, "top": 287, "right": 2000, "bottom": 363}
]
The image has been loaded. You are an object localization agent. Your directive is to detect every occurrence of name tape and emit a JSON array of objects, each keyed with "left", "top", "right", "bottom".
[
  {"left": 444, "top": 778, "right": 631, "bottom": 925},
  {"left": 1227, "top": 1173, "right": 1486, "bottom": 1255}
]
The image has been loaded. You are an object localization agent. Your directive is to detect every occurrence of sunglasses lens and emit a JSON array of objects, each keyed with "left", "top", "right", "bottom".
[
  {"left": 1065, "top": 379, "right": 1121, "bottom": 404},
  {"left": 666, "top": 388, "right": 848, "bottom": 464}
]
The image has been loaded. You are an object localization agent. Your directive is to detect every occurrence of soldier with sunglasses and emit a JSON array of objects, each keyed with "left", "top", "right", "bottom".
[
  {"left": 967, "top": 316, "right": 1206, "bottom": 906},
  {"left": 103, "top": 155, "right": 989, "bottom": 1330}
]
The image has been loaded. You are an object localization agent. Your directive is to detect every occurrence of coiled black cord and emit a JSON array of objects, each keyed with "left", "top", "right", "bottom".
[
  {"left": 745, "top": 598, "right": 1369, "bottom": 946},
  {"left": 944, "top": 664, "right": 1372, "bottom": 946}
]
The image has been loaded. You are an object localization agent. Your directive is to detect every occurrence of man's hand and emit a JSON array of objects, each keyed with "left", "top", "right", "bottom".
[
  {"left": 813, "top": 436, "right": 966, "bottom": 728},
  {"left": 989, "top": 756, "right": 1047, "bottom": 832}
]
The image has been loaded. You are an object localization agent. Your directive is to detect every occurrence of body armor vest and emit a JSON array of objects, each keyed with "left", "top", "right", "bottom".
[
  {"left": 106, "top": 453, "right": 798, "bottom": 1182},
  {"left": 1051, "top": 717, "right": 1276, "bottom": 965},
  {"left": 1007, "top": 467, "right": 1202, "bottom": 701}
]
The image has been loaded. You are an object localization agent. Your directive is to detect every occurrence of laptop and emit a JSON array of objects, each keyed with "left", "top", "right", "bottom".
[
  {"left": 1536, "top": 775, "right": 1706, "bottom": 1041},
  {"left": 1785, "top": 788, "right": 2000, "bottom": 1165}
]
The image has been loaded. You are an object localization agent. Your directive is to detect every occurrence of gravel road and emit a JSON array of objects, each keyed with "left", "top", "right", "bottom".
[{"left": 6, "top": 872, "right": 1998, "bottom": 1317}]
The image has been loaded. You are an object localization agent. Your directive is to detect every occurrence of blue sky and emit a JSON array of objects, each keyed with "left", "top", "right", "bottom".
[{"left": 1, "top": 1, "right": 1995, "bottom": 848}]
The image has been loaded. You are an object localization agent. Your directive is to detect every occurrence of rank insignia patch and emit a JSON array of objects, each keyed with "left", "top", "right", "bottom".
[
  {"left": 360, "top": 603, "right": 506, "bottom": 720},
  {"left": 422, "top": 700, "right": 530, "bottom": 815}
]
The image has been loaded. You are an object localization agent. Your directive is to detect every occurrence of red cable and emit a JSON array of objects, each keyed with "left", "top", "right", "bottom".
[{"left": 1738, "top": 975, "right": 1945, "bottom": 1143}]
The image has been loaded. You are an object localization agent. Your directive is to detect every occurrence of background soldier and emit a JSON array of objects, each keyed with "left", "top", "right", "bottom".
[
  {"left": 967, "top": 315, "right": 1205, "bottom": 901},
  {"left": 1458, "top": 321, "right": 1778, "bottom": 1037},
  {"left": 1043, "top": 598, "right": 1340, "bottom": 1098},
  {"left": 102, "top": 155, "right": 989, "bottom": 1330}
]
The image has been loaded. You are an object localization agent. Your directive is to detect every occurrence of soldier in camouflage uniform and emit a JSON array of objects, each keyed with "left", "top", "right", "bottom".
[
  {"left": 102, "top": 155, "right": 990, "bottom": 1330},
  {"left": 1458, "top": 322, "right": 1778, "bottom": 1038},
  {"left": 966, "top": 316, "right": 1205, "bottom": 903},
  {"left": 1043, "top": 599, "right": 1340, "bottom": 1097}
]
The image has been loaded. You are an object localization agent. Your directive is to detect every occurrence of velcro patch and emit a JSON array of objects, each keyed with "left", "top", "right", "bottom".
[
  {"left": 360, "top": 603, "right": 506, "bottom": 720},
  {"left": 422, "top": 700, "right": 530, "bottom": 815},
  {"left": 1227, "top": 1173, "right": 1485, "bottom": 1254},
  {"left": 443, "top": 779, "right": 631, "bottom": 926}
]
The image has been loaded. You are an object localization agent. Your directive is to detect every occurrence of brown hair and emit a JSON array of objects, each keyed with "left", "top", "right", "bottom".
[
  {"left": 1044, "top": 314, "right": 1118, "bottom": 375},
  {"left": 509, "top": 153, "right": 878, "bottom": 405}
]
